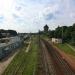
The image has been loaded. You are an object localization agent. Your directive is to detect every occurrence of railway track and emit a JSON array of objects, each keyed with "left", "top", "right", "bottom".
[
  {"left": 40, "top": 39, "right": 75, "bottom": 75},
  {"left": 38, "top": 40, "right": 57, "bottom": 75}
]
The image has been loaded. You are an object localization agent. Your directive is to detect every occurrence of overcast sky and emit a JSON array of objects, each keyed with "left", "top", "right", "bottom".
[{"left": 0, "top": 0, "right": 75, "bottom": 32}]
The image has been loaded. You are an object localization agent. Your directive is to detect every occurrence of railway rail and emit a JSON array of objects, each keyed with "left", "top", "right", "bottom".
[{"left": 39, "top": 38, "right": 75, "bottom": 75}]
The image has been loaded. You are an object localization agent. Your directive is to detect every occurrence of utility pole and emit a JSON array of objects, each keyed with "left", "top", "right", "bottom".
[
  {"left": 62, "top": 26, "right": 63, "bottom": 43},
  {"left": 39, "top": 30, "right": 40, "bottom": 43}
]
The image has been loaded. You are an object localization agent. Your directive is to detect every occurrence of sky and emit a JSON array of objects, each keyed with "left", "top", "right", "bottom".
[{"left": 0, "top": 0, "right": 75, "bottom": 33}]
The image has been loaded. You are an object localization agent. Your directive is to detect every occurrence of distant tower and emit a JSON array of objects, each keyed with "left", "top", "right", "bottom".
[{"left": 44, "top": 24, "right": 49, "bottom": 32}]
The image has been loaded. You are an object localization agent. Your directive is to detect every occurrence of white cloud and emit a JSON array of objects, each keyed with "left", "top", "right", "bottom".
[{"left": 0, "top": 0, "right": 75, "bottom": 32}]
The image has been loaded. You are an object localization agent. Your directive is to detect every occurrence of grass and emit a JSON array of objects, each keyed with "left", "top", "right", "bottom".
[
  {"left": 55, "top": 43, "right": 75, "bottom": 56},
  {"left": 40, "top": 34, "right": 50, "bottom": 40},
  {"left": 71, "top": 45, "right": 75, "bottom": 49},
  {"left": 2, "top": 37, "right": 39, "bottom": 75}
]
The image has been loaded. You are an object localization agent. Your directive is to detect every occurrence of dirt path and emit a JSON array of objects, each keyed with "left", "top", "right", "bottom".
[
  {"left": 0, "top": 50, "right": 19, "bottom": 75},
  {"left": 42, "top": 39, "right": 75, "bottom": 75},
  {"left": 47, "top": 40, "right": 75, "bottom": 71}
]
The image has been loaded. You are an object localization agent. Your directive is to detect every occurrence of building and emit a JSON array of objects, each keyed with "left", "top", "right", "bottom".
[
  {"left": 44, "top": 24, "right": 49, "bottom": 32},
  {"left": 0, "top": 36, "right": 22, "bottom": 60},
  {"left": 52, "top": 38, "right": 62, "bottom": 43},
  {"left": 0, "top": 29, "right": 17, "bottom": 38},
  {"left": 0, "top": 38, "right": 10, "bottom": 43}
]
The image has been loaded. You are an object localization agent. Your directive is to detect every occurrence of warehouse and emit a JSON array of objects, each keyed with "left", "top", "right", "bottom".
[{"left": 0, "top": 36, "right": 22, "bottom": 60}]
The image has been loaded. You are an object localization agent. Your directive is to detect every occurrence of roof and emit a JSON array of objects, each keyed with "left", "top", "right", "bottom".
[{"left": 44, "top": 24, "right": 49, "bottom": 28}]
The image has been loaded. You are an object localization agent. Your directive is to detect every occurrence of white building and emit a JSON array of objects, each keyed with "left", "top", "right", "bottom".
[{"left": 52, "top": 38, "right": 62, "bottom": 44}]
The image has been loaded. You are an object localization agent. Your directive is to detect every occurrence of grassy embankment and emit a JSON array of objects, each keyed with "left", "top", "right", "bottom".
[
  {"left": 55, "top": 43, "right": 75, "bottom": 56},
  {"left": 41, "top": 35, "right": 75, "bottom": 56},
  {"left": 2, "top": 37, "right": 39, "bottom": 75}
]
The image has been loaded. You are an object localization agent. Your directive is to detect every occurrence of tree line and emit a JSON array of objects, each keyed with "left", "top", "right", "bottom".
[
  {"left": 48, "top": 23, "right": 75, "bottom": 45},
  {"left": 39, "top": 24, "right": 75, "bottom": 45}
]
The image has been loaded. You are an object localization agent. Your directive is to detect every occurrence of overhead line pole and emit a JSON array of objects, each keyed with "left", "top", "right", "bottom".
[{"left": 62, "top": 26, "right": 63, "bottom": 43}]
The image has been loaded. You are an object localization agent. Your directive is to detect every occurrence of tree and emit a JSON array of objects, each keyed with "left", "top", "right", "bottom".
[
  {"left": 54, "top": 26, "right": 62, "bottom": 38},
  {"left": 49, "top": 30, "right": 55, "bottom": 38},
  {"left": 72, "top": 23, "right": 75, "bottom": 31},
  {"left": 71, "top": 31, "right": 75, "bottom": 45},
  {"left": 44, "top": 23, "right": 75, "bottom": 45}
]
